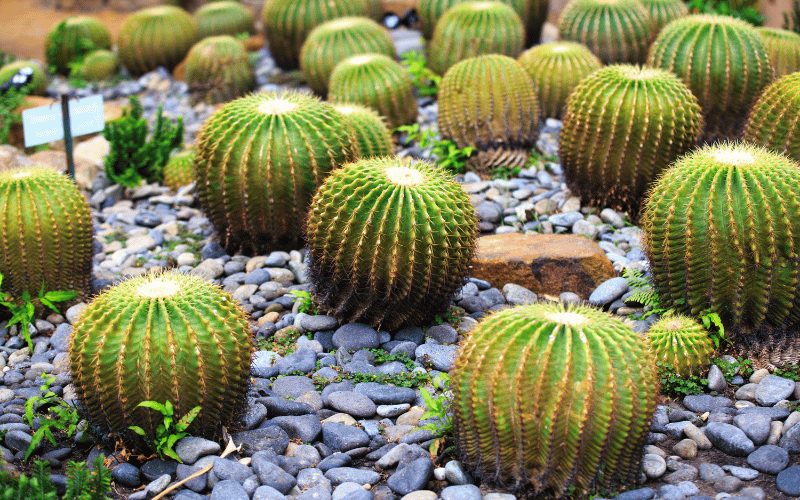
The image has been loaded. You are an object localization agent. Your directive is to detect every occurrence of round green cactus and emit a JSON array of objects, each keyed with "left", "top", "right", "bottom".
[
  {"left": 451, "top": 303, "right": 658, "bottom": 496},
  {"left": 428, "top": 1, "right": 525, "bottom": 75},
  {"left": 195, "top": 91, "right": 357, "bottom": 254},
  {"left": 328, "top": 53, "right": 418, "bottom": 128},
  {"left": 306, "top": 157, "right": 477, "bottom": 329},
  {"left": 0, "top": 60, "right": 47, "bottom": 95},
  {"left": 517, "top": 41, "right": 602, "bottom": 119},
  {"left": 559, "top": 0, "right": 652, "bottom": 64},
  {"left": 648, "top": 15, "right": 773, "bottom": 140},
  {"left": 68, "top": 272, "right": 252, "bottom": 441},
  {"left": 647, "top": 315, "right": 715, "bottom": 377},
  {"left": 76, "top": 50, "right": 119, "bottom": 82},
  {"left": 333, "top": 104, "right": 394, "bottom": 158},
  {"left": 560, "top": 65, "right": 702, "bottom": 218},
  {"left": 642, "top": 143, "right": 800, "bottom": 328},
  {"left": 118, "top": 5, "right": 199, "bottom": 76},
  {"left": 439, "top": 54, "right": 539, "bottom": 174},
  {"left": 164, "top": 149, "right": 196, "bottom": 190},
  {"left": 299, "top": 16, "right": 395, "bottom": 95},
  {"left": 185, "top": 36, "right": 255, "bottom": 104},
  {"left": 262, "top": 0, "right": 370, "bottom": 70},
  {"left": 743, "top": 73, "right": 800, "bottom": 163},
  {"left": 641, "top": 0, "right": 688, "bottom": 33},
  {"left": 418, "top": 0, "right": 528, "bottom": 40},
  {"left": 195, "top": 1, "right": 255, "bottom": 38},
  {"left": 757, "top": 27, "right": 800, "bottom": 78},
  {"left": 45, "top": 16, "right": 111, "bottom": 75},
  {"left": 0, "top": 168, "right": 92, "bottom": 299}
]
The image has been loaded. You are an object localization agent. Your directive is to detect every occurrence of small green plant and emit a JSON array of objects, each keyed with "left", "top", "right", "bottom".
[
  {"left": 256, "top": 326, "right": 304, "bottom": 356},
  {"left": 0, "top": 273, "right": 76, "bottom": 350},
  {"left": 712, "top": 357, "right": 753, "bottom": 382},
  {"left": 700, "top": 310, "right": 727, "bottom": 349},
  {"left": 491, "top": 166, "right": 522, "bottom": 180},
  {"left": 24, "top": 374, "right": 83, "bottom": 461},
  {"left": 658, "top": 362, "right": 706, "bottom": 397},
  {"left": 0, "top": 87, "right": 26, "bottom": 145},
  {"left": 622, "top": 268, "right": 673, "bottom": 319},
  {"left": 396, "top": 123, "right": 475, "bottom": 174},
  {"left": 64, "top": 454, "right": 112, "bottom": 499},
  {"left": 433, "top": 306, "right": 463, "bottom": 327},
  {"left": 774, "top": 364, "right": 800, "bottom": 381},
  {"left": 290, "top": 290, "right": 317, "bottom": 315},
  {"left": 369, "top": 349, "right": 417, "bottom": 371},
  {"left": 420, "top": 373, "right": 454, "bottom": 459},
  {"left": 0, "top": 454, "right": 111, "bottom": 498},
  {"left": 689, "top": 0, "right": 764, "bottom": 25},
  {"left": 129, "top": 400, "right": 201, "bottom": 462},
  {"left": 400, "top": 50, "right": 441, "bottom": 97}
]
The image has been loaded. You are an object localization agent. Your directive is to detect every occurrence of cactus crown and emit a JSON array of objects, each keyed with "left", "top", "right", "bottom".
[
  {"left": 185, "top": 36, "right": 255, "bottom": 104},
  {"left": 647, "top": 315, "right": 715, "bottom": 376},
  {"left": 757, "top": 27, "right": 800, "bottom": 77},
  {"left": 743, "top": 72, "right": 800, "bottom": 163},
  {"left": 118, "top": 5, "right": 199, "bottom": 76},
  {"left": 195, "top": 1, "right": 255, "bottom": 38},
  {"left": 332, "top": 104, "right": 394, "bottom": 158}
]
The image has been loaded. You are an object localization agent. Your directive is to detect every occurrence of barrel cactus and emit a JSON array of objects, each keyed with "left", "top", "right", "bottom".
[
  {"left": 418, "top": 0, "right": 527, "bottom": 40},
  {"left": 0, "top": 168, "right": 92, "bottom": 299},
  {"left": 195, "top": 92, "right": 357, "bottom": 254},
  {"left": 517, "top": 41, "right": 602, "bottom": 119},
  {"left": 45, "top": 16, "right": 111, "bottom": 75},
  {"left": 642, "top": 143, "right": 800, "bottom": 328},
  {"left": 328, "top": 53, "right": 418, "bottom": 128},
  {"left": 76, "top": 50, "right": 119, "bottom": 82},
  {"left": 68, "top": 272, "right": 252, "bottom": 441},
  {"left": 195, "top": 0, "right": 255, "bottom": 38},
  {"left": 560, "top": 65, "right": 702, "bottom": 218},
  {"left": 559, "top": 0, "right": 651, "bottom": 64},
  {"left": 185, "top": 36, "right": 255, "bottom": 103},
  {"left": 333, "top": 104, "right": 394, "bottom": 158},
  {"left": 641, "top": 0, "right": 688, "bottom": 33},
  {"left": 0, "top": 60, "right": 47, "bottom": 95},
  {"left": 163, "top": 150, "right": 196, "bottom": 190},
  {"left": 648, "top": 15, "right": 773, "bottom": 140},
  {"left": 451, "top": 303, "right": 658, "bottom": 496},
  {"left": 299, "top": 17, "right": 395, "bottom": 95},
  {"left": 647, "top": 315, "right": 715, "bottom": 377},
  {"left": 118, "top": 6, "right": 199, "bottom": 76},
  {"left": 757, "top": 27, "right": 800, "bottom": 78},
  {"left": 428, "top": 1, "right": 525, "bottom": 75},
  {"left": 743, "top": 73, "right": 800, "bottom": 163}
]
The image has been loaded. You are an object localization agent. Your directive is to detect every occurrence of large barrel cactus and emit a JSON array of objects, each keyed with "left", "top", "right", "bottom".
[
  {"left": 333, "top": 104, "right": 394, "bottom": 158},
  {"left": 328, "top": 53, "right": 418, "bottom": 128},
  {"left": 418, "top": 0, "right": 528, "bottom": 40},
  {"left": 641, "top": 0, "right": 688, "bottom": 33},
  {"left": 0, "top": 60, "right": 47, "bottom": 95},
  {"left": 558, "top": 0, "right": 652, "bottom": 64},
  {"left": 299, "top": 17, "right": 395, "bottom": 95},
  {"left": 163, "top": 149, "right": 196, "bottom": 191},
  {"left": 118, "top": 6, "right": 199, "bottom": 76},
  {"left": 642, "top": 143, "right": 800, "bottom": 328},
  {"left": 428, "top": 1, "right": 525, "bottom": 75},
  {"left": 195, "top": 0, "right": 255, "bottom": 38},
  {"left": 76, "top": 50, "right": 119, "bottom": 82},
  {"left": 517, "top": 41, "right": 602, "bottom": 119},
  {"left": 0, "top": 168, "right": 92, "bottom": 299},
  {"left": 647, "top": 315, "right": 715, "bottom": 377},
  {"left": 185, "top": 36, "right": 255, "bottom": 104},
  {"left": 648, "top": 15, "right": 773, "bottom": 140},
  {"left": 68, "top": 272, "right": 252, "bottom": 441},
  {"left": 306, "top": 157, "right": 478, "bottom": 330},
  {"left": 195, "top": 92, "right": 357, "bottom": 254},
  {"left": 439, "top": 54, "right": 539, "bottom": 174},
  {"left": 757, "top": 27, "right": 800, "bottom": 78},
  {"left": 45, "top": 16, "right": 111, "bottom": 75},
  {"left": 451, "top": 303, "right": 658, "bottom": 496},
  {"left": 560, "top": 65, "right": 702, "bottom": 218},
  {"left": 743, "top": 73, "right": 800, "bottom": 162}
]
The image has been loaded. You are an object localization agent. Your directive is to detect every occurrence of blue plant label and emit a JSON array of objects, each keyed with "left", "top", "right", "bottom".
[{"left": 22, "top": 95, "right": 105, "bottom": 147}]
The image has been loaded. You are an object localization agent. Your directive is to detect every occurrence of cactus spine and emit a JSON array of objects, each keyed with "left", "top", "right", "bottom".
[
  {"left": 0, "top": 168, "right": 92, "bottom": 299},
  {"left": 333, "top": 104, "right": 394, "bottom": 158},
  {"left": 195, "top": 1, "right": 255, "bottom": 38},
  {"left": 45, "top": 16, "right": 112, "bottom": 75},
  {"left": 743, "top": 72, "right": 800, "bottom": 163},
  {"left": 559, "top": 65, "right": 702, "bottom": 218},
  {"left": 451, "top": 303, "right": 658, "bottom": 496},
  {"left": 647, "top": 315, "right": 715, "bottom": 377},
  {"left": 68, "top": 272, "right": 252, "bottom": 441},
  {"left": 306, "top": 157, "right": 477, "bottom": 329},
  {"left": 76, "top": 50, "right": 119, "bottom": 82},
  {"left": 0, "top": 60, "right": 47, "bottom": 95},
  {"left": 185, "top": 36, "right": 255, "bottom": 104},
  {"left": 757, "top": 27, "right": 800, "bottom": 78},
  {"left": 641, "top": 0, "right": 688, "bottom": 33},
  {"left": 118, "top": 6, "right": 199, "bottom": 76},
  {"left": 163, "top": 150, "right": 196, "bottom": 190}
]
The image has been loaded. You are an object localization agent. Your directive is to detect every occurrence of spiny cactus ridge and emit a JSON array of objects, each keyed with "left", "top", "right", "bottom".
[
  {"left": 757, "top": 27, "right": 800, "bottom": 77},
  {"left": 163, "top": 149, "right": 196, "bottom": 190},
  {"left": 118, "top": 5, "right": 199, "bottom": 76},
  {"left": 185, "top": 36, "right": 255, "bottom": 104},
  {"left": 45, "top": 16, "right": 112, "bottom": 75},
  {"left": 743, "top": 72, "right": 800, "bottom": 163},
  {"left": 641, "top": 0, "right": 688, "bottom": 33},
  {"left": 195, "top": 0, "right": 255, "bottom": 38},
  {"left": 333, "top": 104, "right": 394, "bottom": 158},
  {"left": 647, "top": 315, "right": 715, "bottom": 377},
  {"left": 418, "top": 0, "right": 528, "bottom": 40}
]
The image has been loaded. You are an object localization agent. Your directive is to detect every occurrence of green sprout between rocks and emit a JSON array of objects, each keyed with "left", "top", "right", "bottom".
[
  {"left": 420, "top": 373, "right": 455, "bottom": 460},
  {"left": 400, "top": 50, "right": 441, "bottom": 97},
  {"left": 657, "top": 362, "right": 706, "bottom": 397},
  {"left": 24, "top": 374, "right": 84, "bottom": 461},
  {"left": 290, "top": 290, "right": 317, "bottom": 315},
  {"left": 395, "top": 123, "right": 474, "bottom": 174},
  {"left": 129, "top": 400, "right": 201, "bottom": 463},
  {"left": 0, "top": 454, "right": 111, "bottom": 499},
  {"left": 713, "top": 357, "right": 754, "bottom": 382}
]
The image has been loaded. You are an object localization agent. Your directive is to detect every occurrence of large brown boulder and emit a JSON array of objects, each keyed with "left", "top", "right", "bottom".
[{"left": 471, "top": 233, "right": 615, "bottom": 299}]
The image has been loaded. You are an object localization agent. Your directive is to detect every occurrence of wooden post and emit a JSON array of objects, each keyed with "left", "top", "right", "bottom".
[{"left": 60, "top": 94, "right": 75, "bottom": 180}]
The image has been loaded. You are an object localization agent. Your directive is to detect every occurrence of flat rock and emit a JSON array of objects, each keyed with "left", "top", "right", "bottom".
[
  {"left": 231, "top": 426, "right": 290, "bottom": 456},
  {"left": 354, "top": 383, "right": 416, "bottom": 404},
  {"left": 175, "top": 437, "right": 221, "bottom": 465},
  {"left": 324, "top": 467, "right": 381, "bottom": 486},
  {"left": 706, "top": 422, "right": 755, "bottom": 456},
  {"left": 777, "top": 465, "right": 800, "bottom": 496},
  {"left": 268, "top": 415, "right": 322, "bottom": 442},
  {"left": 734, "top": 413, "right": 771, "bottom": 445},
  {"left": 683, "top": 394, "right": 733, "bottom": 413},
  {"left": 387, "top": 457, "right": 433, "bottom": 495},
  {"left": 211, "top": 480, "right": 248, "bottom": 500},
  {"left": 415, "top": 343, "right": 457, "bottom": 371},
  {"left": 322, "top": 422, "right": 370, "bottom": 452},
  {"left": 747, "top": 444, "right": 789, "bottom": 474},
  {"left": 327, "top": 391, "right": 377, "bottom": 418},
  {"left": 755, "top": 375, "right": 796, "bottom": 406},
  {"left": 332, "top": 324, "right": 380, "bottom": 351}
]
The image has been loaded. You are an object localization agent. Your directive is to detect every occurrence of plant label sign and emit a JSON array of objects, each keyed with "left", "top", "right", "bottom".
[{"left": 22, "top": 95, "right": 105, "bottom": 147}]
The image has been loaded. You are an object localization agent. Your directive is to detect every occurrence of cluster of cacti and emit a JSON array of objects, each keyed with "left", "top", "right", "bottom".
[
  {"left": 438, "top": 55, "right": 539, "bottom": 173},
  {"left": 299, "top": 17, "right": 395, "bottom": 95},
  {"left": 0, "top": 60, "right": 47, "bottom": 95},
  {"left": 262, "top": 0, "right": 371, "bottom": 70},
  {"left": 517, "top": 41, "right": 602, "bottom": 119},
  {"left": 642, "top": 143, "right": 800, "bottom": 328},
  {"left": 195, "top": 0, "right": 255, "bottom": 38},
  {"left": 648, "top": 15, "right": 773, "bottom": 140},
  {"left": 163, "top": 149, "right": 196, "bottom": 190},
  {"left": 559, "top": 0, "right": 652, "bottom": 64},
  {"left": 45, "top": 16, "right": 112, "bottom": 75},
  {"left": 451, "top": 303, "right": 658, "bottom": 496},
  {"left": 195, "top": 91, "right": 357, "bottom": 253},
  {"left": 68, "top": 272, "right": 252, "bottom": 441},
  {"left": 328, "top": 53, "right": 418, "bottom": 128},
  {"left": 118, "top": 6, "right": 199, "bottom": 76},
  {"left": 560, "top": 65, "right": 702, "bottom": 218},
  {"left": 333, "top": 104, "right": 394, "bottom": 158},
  {"left": 75, "top": 50, "right": 119, "bottom": 82},
  {"left": 0, "top": 168, "right": 92, "bottom": 299},
  {"left": 757, "top": 27, "right": 800, "bottom": 77},
  {"left": 641, "top": 0, "right": 688, "bottom": 32},
  {"left": 306, "top": 157, "right": 477, "bottom": 330},
  {"left": 185, "top": 36, "right": 255, "bottom": 103},
  {"left": 428, "top": 1, "right": 524, "bottom": 75},
  {"left": 743, "top": 72, "right": 800, "bottom": 162},
  {"left": 647, "top": 315, "right": 715, "bottom": 376},
  {"left": 418, "top": 0, "right": 527, "bottom": 39}
]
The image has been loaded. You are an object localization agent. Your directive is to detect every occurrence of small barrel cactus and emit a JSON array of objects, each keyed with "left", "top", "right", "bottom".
[
  {"left": 757, "top": 27, "right": 800, "bottom": 78},
  {"left": 743, "top": 72, "right": 800, "bottom": 162},
  {"left": 76, "top": 50, "right": 119, "bottom": 82},
  {"left": 517, "top": 41, "right": 602, "bottom": 119},
  {"left": 560, "top": 65, "right": 702, "bottom": 218},
  {"left": 118, "top": 6, "right": 199, "bottom": 76},
  {"left": 195, "top": 91, "right": 357, "bottom": 254},
  {"left": 451, "top": 303, "right": 658, "bottom": 496},
  {"left": 333, "top": 104, "right": 394, "bottom": 158},
  {"left": 69, "top": 272, "right": 252, "bottom": 441},
  {"left": 439, "top": 54, "right": 539, "bottom": 174},
  {"left": 418, "top": 0, "right": 528, "bottom": 40},
  {"left": 0, "top": 60, "right": 47, "bottom": 95},
  {"left": 328, "top": 53, "right": 418, "bottom": 128},
  {"left": 195, "top": 0, "right": 255, "bottom": 38},
  {"left": 262, "top": 0, "right": 370, "bottom": 70},
  {"left": 648, "top": 15, "right": 773, "bottom": 140},
  {"left": 559, "top": 0, "right": 652, "bottom": 64},
  {"left": 45, "top": 16, "right": 111, "bottom": 75},
  {"left": 185, "top": 36, "right": 255, "bottom": 104},
  {"left": 0, "top": 168, "right": 92, "bottom": 299},
  {"left": 163, "top": 149, "right": 196, "bottom": 190},
  {"left": 648, "top": 315, "right": 715, "bottom": 377},
  {"left": 641, "top": 0, "right": 688, "bottom": 33},
  {"left": 306, "top": 157, "right": 477, "bottom": 329},
  {"left": 299, "top": 16, "right": 395, "bottom": 95},
  {"left": 642, "top": 143, "right": 800, "bottom": 328},
  {"left": 428, "top": 1, "right": 525, "bottom": 75}
]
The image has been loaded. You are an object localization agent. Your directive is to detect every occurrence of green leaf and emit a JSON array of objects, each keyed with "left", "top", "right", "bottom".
[
  {"left": 128, "top": 425, "right": 146, "bottom": 437},
  {"left": 136, "top": 400, "right": 167, "bottom": 414}
]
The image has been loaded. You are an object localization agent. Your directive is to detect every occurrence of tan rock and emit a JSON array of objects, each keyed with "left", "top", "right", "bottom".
[{"left": 396, "top": 406, "right": 425, "bottom": 427}]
